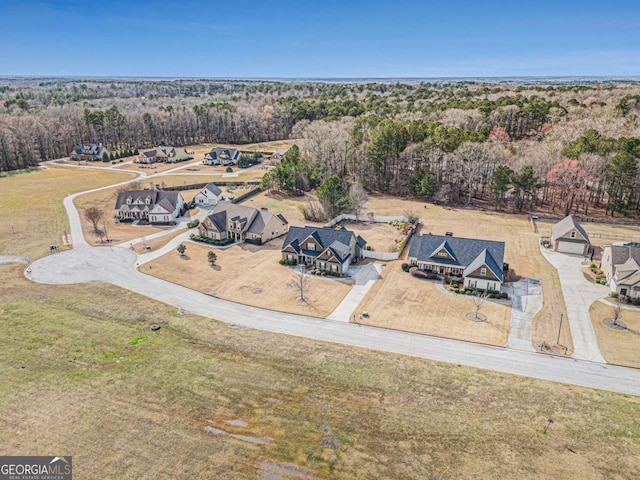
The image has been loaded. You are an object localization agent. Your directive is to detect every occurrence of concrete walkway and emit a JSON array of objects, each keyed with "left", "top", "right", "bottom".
[
  {"left": 540, "top": 247, "right": 608, "bottom": 363},
  {"left": 326, "top": 263, "right": 383, "bottom": 322},
  {"left": 505, "top": 278, "right": 541, "bottom": 352}
]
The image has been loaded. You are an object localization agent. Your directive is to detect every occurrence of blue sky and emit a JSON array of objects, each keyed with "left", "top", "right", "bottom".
[{"left": 1, "top": 0, "right": 639, "bottom": 77}]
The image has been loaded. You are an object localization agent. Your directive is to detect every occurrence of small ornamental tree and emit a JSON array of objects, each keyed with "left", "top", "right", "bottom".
[
  {"left": 207, "top": 251, "right": 217, "bottom": 265},
  {"left": 102, "top": 152, "right": 110, "bottom": 162},
  {"left": 177, "top": 243, "right": 186, "bottom": 256}
]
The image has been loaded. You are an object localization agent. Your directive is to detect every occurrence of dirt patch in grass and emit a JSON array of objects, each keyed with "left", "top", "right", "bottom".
[
  {"left": 355, "top": 260, "right": 511, "bottom": 345},
  {"left": 1, "top": 263, "right": 639, "bottom": 479},
  {"left": 589, "top": 301, "right": 640, "bottom": 368},
  {"left": 356, "top": 195, "right": 571, "bottom": 350},
  {"left": 143, "top": 241, "right": 351, "bottom": 317},
  {"left": 0, "top": 166, "right": 134, "bottom": 258}
]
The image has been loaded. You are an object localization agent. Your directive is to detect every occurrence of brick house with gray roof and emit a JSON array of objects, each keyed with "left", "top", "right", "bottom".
[
  {"left": 407, "top": 233, "right": 506, "bottom": 291},
  {"left": 281, "top": 226, "right": 367, "bottom": 275},
  {"left": 203, "top": 147, "right": 241, "bottom": 166}
]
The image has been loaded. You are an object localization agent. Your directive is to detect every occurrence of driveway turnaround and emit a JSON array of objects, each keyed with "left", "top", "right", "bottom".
[
  {"left": 27, "top": 246, "right": 640, "bottom": 396},
  {"left": 541, "top": 248, "right": 607, "bottom": 363}
]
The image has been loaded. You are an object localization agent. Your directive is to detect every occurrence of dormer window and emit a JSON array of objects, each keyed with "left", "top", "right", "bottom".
[
  {"left": 145, "top": 198, "right": 150, "bottom": 204},
  {"left": 127, "top": 198, "right": 132, "bottom": 204}
]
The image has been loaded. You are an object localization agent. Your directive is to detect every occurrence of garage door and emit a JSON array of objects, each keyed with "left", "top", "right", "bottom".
[{"left": 557, "top": 241, "right": 585, "bottom": 255}]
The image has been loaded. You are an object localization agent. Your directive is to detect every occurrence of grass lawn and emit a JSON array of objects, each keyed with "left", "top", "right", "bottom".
[
  {"left": 358, "top": 195, "right": 573, "bottom": 351},
  {"left": 0, "top": 166, "right": 134, "bottom": 258},
  {"left": 356, "top": 259, "right": 512, "bottom": 345},
  {"left": 589, "top": 301, "right": 640, "bottom": 368},
  {"left": 143, "top": 241, "right": 351, "bottom": 317},
  {"left": 1, "top": 263, "right": 639, "bottom": 479}
]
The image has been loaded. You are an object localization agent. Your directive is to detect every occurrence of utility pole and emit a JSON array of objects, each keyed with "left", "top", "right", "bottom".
[{"left": 556, "top": 313, "right": 564, "bottom": 346}]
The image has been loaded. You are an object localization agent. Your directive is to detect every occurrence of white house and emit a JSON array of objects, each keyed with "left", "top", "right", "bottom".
[{"left": 193, "top": 182, "right": 224, "bottom": 207}]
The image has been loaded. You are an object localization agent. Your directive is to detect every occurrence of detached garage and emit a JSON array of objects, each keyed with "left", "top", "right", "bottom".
[{"left": 551, "top": 215, "right": 590, "bottom": 255}]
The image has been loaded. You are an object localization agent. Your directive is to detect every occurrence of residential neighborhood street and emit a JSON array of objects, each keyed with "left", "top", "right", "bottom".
[{"left": 19, "top": 165, "right": 640, "bottom": 397}]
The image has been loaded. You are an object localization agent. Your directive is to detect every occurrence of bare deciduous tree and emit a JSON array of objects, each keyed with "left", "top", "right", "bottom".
[
  {"left": 289, "top": 265, "right": 309, "bottom": 303},
  {"left": 470, "top": 291, "right": 489, "bottom": 321},
  {"left": 612, "top": 295, "right": 626, "bottom": 327},
  {"left": 349, "top": 180, "right": 368, "bottom": 221},
  {"left": 83, "top": 207, "right": 104, "bottom": 234}
]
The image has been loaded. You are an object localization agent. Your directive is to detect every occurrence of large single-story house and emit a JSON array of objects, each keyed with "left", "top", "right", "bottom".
[
  {"left": 203, "top": 147, "right": 241, "bottom": 166},
  {"left": 115, "top": 189, "right": 185, "bottom": 223},
  {"left": 70, "top": 143, "right": 109, "bottom": 162},
  {"left": 198, "top": 202, "right": 288, "bottom": 244},
  {"left": 193, "top": 182, "right": 224, "bottom": 207},
  {"left": 281, "top": 226, "right": 367, "bottom": 275},
  {"left": 551, "top": 215, "right": 590, "bottom": 255},
  {"left": 407, "top": 233, "right": 506, "bottom": 291},
  {"left": 137, "top": 146, "right": 192, "bottom": 164},
  {"left": 601, "top": 244, "right": 640, "bottom": 298}
]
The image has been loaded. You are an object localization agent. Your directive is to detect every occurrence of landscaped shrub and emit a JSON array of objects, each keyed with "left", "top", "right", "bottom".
[
  {"left": 444, "top": 277, "right": 451, "bottom": 285},
  {"left": 401, "top": 263, "right": 410, "bottom": 272},
  {"left": 118, "top": 218, "right": 134, "bottom": 223},
  {"left": 279, "top": 258, "right": 296, "bottom": 266},
  {"left": 611, "top": 292, "right": 619, "bottom": 298},
  {"left": 452, "top": 282, "right": 459, "bottom": 288},
  {"left": 192, "top": 235, "right": 234, "bottom": 246},
  {"left": 590, "top": 262, "right": 597, "bottom": 269},
  {"left": 500, "top": 292, "right": 509, "bottom": 299},
  {"left": 244, "top": 237, "right": 262, "bottom": 245},
  {"left": 186, "top": 219, "right": 200, "bottom": 228},
  {"left": 225, "top": 166, "right": 233, "bottom": 173}
]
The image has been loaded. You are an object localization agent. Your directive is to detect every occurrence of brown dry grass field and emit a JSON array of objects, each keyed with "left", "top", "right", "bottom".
[
  {"left": 355, "top": 195, "right": 573, "bottom": 350},
  {"left": 0, "top": 166, "right": 134, "bottom": 258},
  {"left": 144, "top": 241, "right": 351, "bottom": 317},
  {"left": 131, "top": 228, "right": 189, "bottom": 254},
  {"left": 340, "top": 219, "right": 402, "bottom": 252},
  {"left": 2, "top": 262, "right": 639, "bottom": 479},
  {"left": 589, "top": 301, "right": 640, "bottom": 368},
  {"left": 247, "top": 191, "right": 316, "bottom": 226}
]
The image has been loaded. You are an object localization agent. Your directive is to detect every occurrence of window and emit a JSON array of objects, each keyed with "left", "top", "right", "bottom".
[
  {"left": 480, "top": 267, "right": 487, "bottom": 276},
  {"left": 570, "top": 231, "right": 576, "bottom": 238},
  {"left": 438, "top": 251, "right": 447, "bottom": 257},
  {"left": 307, "top": 242, "right": 315, "bottom": 251}
]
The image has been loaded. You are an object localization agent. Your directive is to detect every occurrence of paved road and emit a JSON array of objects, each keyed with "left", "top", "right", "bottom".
[
  {"left": 541, "top": 248, "right": 607, "bottom": 362},
  {"left": 25, "top": 159, "right": 640, "bottom": 396},
  {"left": 504, "top": 278, "right": 541, "bottom": 352},
  {"left": 26, "top": 246, "right": 640, "bottom": 396}
]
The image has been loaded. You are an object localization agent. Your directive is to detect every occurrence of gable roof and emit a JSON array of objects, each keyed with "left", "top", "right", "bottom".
[
  {"left": 608, "top": 244, "right": 640, "bottom": 279},
  {"left": 463, "top": 248, "right": 503, "bottom": 281},
  {"left": 408, "top": 234, "right": 505, "bottom": 281},
  {"left": 551, "top": 215, "right": 590, "bottom": 243},
  {"left": 206, "top": 147, "right": 240, "bottom": 161},
  {"left": 204, "top": 202, "right": 287, "bottom": 237},
  {"left": 114, "top": 189, "right": 182, "bottom": 212},
  {"left": 72, "top": 143, "right": 106, "bottom": 156},
  {"left": 199, "top": 182, "right": 223, "bottom": 197},
  {"left": 430, "top": 239, "right": 457, "bottom": 261}
]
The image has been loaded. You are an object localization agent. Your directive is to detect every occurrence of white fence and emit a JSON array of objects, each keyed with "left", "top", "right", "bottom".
[{"left": 323, "top": 213, "right": 410, "bottom": 228}]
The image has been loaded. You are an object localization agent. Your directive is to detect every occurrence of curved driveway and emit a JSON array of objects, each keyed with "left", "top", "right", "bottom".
[{"left": 23, "top": 162, "right": 640, "bottom": 396}]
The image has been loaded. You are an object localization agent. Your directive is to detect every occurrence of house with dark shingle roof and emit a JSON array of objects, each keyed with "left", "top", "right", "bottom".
[
  {"left": 601, "top": 244, "right": 640, "bottom": 298},
  {"left": 281, "top": 226, "right": 367, "bottom": 275},
  {"left": 198, "top": 202, "right": 288, "bottom": 244},
  {"left": 114, "top": 189, "right": 185, "bottom": 223},
  {"left": 203, "top": 147, "right": 241, "bottom": 166},
  {"left": 194, "top": 183, "right": 224, "bottom": 207},
  {"left": 70, "top": 143, "right": 109, "bottom": 162},
  {"left": 551, "top": 215, "right": 590, "bottom": 255},
  {"left": 137, "top": 146, "right": 192, "bottom": 164},
  {"left": 407, "top": 233, "right": 506, "bottom": 291}
]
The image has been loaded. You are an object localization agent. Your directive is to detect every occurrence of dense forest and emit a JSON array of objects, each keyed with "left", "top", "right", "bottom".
[{"left": 1, "top": 77, "right": 640, "bottom": 216}]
